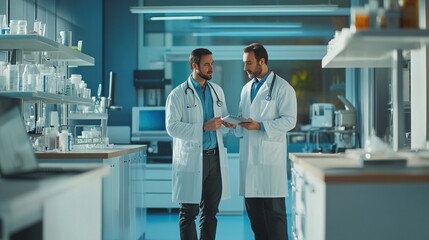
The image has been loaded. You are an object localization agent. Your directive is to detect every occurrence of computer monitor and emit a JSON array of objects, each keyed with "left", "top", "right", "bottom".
[{"left": 131, "top": 106, "right": 170, "bottom": 142}]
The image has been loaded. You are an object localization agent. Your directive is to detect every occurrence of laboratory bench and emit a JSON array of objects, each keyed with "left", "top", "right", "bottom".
[
  {"left": 0, "top": 166, "right": 109, "bottom": 240},
  {"left": 289, "top": 152, "right": 429, "bottom": 240},
  {"left": 36, "top": 145, "right": 147, "bottom": 240}
]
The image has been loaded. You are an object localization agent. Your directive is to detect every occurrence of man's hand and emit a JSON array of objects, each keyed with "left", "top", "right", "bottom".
[
  {"left": 223, "top": 122, "right": 236, "bottom": 129},
  {"left": 239, "top": 118, "right": 260, "bottom": 130},
  {"left": 204, "top": 117, "right": 223, "bottom": 131}
]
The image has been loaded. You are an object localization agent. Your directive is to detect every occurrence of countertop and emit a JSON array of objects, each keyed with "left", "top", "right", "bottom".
[
  {"left": 0, "top": 166, "right": 109, "bottom": 235},
  {"left": 289, "top": 152, "right": 429, "bottom": 183},
  {"left": 36, "top": 144, "right": 147, "bottom": 159}
]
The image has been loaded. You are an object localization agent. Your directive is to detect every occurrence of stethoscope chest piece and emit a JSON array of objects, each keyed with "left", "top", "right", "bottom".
[{"left": 265, "top": 73, "right": 276, "bottom": 102}]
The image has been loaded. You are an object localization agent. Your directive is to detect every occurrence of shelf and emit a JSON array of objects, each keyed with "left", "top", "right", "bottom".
[
  {"left": 0, "top": 91, "right": 93, "bottom": 105},
  {"left": 322, "top": 29, "right": 429, "bottom": 68},
  {"left": 68, "top": 112, "right": 108, "bottom": 120},
  {"left": 0, "top": 34, "right": 94, "bottom": 66}
]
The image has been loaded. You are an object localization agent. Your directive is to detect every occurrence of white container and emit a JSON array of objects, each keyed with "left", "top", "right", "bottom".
[
  {"left": 59, "top": 129, "right": 70, "bottom": 152},
  {"left": 0, "top": 61, "right": 8, "bottom": 91},
  {"left": 6, "top": 64, "right": 20, "bottom": 91},
  {"left": 70, "top": 74, "right": 82, "bottom": 84},
  {"left": 9, "top": 20, "right": 18, "bottom": 34},
  {"left": 45, "top": 126, "right": 59, "bottom": 150},
  {"left": 50, "top": 111, "right": 59, "bottom": 128},
  {"left": 17, "top": 20, "right": 27, "bottom": 34}
]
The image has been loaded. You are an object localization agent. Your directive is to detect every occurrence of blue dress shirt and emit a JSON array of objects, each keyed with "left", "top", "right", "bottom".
[
  {"left": 191, "top": 76, "right": 218, "bottom": 150},
  {"left": 250, "top": 71, "right": 272, "bottom": 131}
]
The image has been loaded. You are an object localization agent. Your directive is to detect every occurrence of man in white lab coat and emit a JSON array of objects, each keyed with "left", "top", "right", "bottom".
[
  {"left": 235, "top": 43, "right": 297, "bottom": 240},
  {"left": 165, "top": 48, "right": 232, "bottom": 240}
]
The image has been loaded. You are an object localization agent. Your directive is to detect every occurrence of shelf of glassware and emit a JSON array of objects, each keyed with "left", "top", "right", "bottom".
[
  {"left": 0, "top": 91, "right": 93, "bottom": 105},
  {"left": 322, "top": 29, "right": 429, "bottom": 68},
  {"left": 0, "top": 34, "right": 94, "bottom": 66},
  {"left": 68, "top": 112, "right": 108, "bottom": 120}
]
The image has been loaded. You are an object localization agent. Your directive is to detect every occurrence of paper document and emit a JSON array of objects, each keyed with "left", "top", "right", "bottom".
[{"left": 221, "top": 115, "right": 249, "bottom": 125}]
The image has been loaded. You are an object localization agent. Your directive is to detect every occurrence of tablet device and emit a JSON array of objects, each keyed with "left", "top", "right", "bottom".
[{"left": 221, "top": 115, "right": 249, "bottom": 125}]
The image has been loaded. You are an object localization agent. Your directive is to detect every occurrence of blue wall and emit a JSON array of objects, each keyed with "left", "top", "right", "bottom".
[{"left": 103, "top": 0, "right": 138, "bottom": 126}]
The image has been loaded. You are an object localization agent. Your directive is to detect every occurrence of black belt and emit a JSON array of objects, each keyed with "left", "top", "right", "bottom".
[{"left": 203, "top": 148, "right": 218, "bottom": 155}]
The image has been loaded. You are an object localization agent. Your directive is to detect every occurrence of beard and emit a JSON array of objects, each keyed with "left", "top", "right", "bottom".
[
  {"left": 246, "top": 63, "right": 262, "bottom": 79},
  {"left": 196, "top": 69, "right": 212, "bottom": 80}
]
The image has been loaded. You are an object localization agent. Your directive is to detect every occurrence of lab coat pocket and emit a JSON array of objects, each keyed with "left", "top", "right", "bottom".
[
  {"left": 261, "top": 140, "right": 283, "bottom": 166},
  {"left": 176, "top": 146, "right": 199, "bottom": 172},
  {"left": 260, "top": 99, "right": 277, "bottom": 120},
  {"left": 185, "top": 107, "right": 200, "bottom": 123}
]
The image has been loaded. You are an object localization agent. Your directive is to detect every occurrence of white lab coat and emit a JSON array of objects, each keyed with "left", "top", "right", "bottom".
[
  {"left": 166, "top": 77, "right": 231, "bottom": 203},
  {"left": 235, "top": 72, "right": 297, "bottom": 198}
]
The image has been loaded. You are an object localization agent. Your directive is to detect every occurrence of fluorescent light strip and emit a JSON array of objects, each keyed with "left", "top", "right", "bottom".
[
  {"left": 192, "top": 30, "right": 334, "bottom": 37},
  {"left": 150, "top": 16, "right": 204, "bottom": 21},
  {"left": 195, "top": 23, "right": 303, "bottom": 29},
  {"left": 130, "top": 5, "right": 349, "bottom": 16},
  {"left": 193, "top": 31, "right": 303, "bottom": 37}
]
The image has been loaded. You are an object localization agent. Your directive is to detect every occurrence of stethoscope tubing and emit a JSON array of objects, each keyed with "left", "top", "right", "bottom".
[
  {"left": 265, "top": 73, "right": 277, "bottom": 101},
  {"left": 185, "top": 79, "right": 223, "bottom": 108}
]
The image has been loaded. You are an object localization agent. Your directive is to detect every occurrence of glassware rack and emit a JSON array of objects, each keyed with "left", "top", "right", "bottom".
[{"left": 0, "top": 34, "right": 97, "bottom": 147}]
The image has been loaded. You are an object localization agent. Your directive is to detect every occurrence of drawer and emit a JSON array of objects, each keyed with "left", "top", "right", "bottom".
[
  {"left": 144, "top": 168, "right": 172, "bottom": 180},
  {"left": 144, "top": 193, "right": 179, "bottom": 208},
  {"left": 144, "top": 180, "right": 172, "bottom": 193}
]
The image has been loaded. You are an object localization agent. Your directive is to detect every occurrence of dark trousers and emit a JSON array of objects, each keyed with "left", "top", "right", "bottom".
[
  {"left": 179, "top": 150, "right": 222, "bottom": 240},
  {"left": 245, "top": 197, "right": 288, "bottom": 240}
]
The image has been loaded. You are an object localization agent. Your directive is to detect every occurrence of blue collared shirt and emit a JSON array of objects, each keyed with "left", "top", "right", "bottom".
[
  {"left": 251, "top": 70, "right": 271, "bottom": 103},
  {"left": 250, "top": 71, "right": 272, "bottom": 131},
  {"left": 191, "top": 76, "right": 217, "bottom": 150}
]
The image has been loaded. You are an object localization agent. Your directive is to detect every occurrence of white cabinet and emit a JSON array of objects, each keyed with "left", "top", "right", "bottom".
[
  {"left": 290, "top": 153, "right": 429, "bottom": 240},
  {"left": 218, "top": 153, "right": 244, "bottom": 215},
  {"left": 0, "top": 167, "right": 109, "bottom": 240},
  {"left": 291, "top": 163, "right": 325, "bottom": 240},
  {"left": 142, "top": 164, "right": 176, "bottom": 209},
  {"left": 37, "top": 145, "right": 147, "bottom": 240},
  {"left": 143, "top": 153, "right": 244, "bottom": 214}
]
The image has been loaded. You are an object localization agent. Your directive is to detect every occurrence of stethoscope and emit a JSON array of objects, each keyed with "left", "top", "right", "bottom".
[
  {"left": 185, "top": 79, "right": 223, "bottom": 108},
  {"left": 265, "top": 74, "right": 277, "bottom": 101},
  {"left": 254, "top": 73, "right": 277, "bottom": 101}
]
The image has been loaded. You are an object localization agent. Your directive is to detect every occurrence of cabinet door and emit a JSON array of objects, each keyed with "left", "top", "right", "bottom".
[
  {"left": 303, "top": 172, "right": 326, "bottom": 240},
  {"left": 218, "top": 154, "right": 244, "bottom": 214}
]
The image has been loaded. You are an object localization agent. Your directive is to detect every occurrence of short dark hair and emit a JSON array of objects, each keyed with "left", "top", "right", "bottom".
[
  {"left": 243, "top": 43, "right": 268, "bottom": 65},
  {"left": 189, "top": 48, "right": 212, "bottom": 69}
]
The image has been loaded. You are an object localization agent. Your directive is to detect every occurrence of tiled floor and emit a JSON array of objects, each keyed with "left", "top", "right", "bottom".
[
  {"left": 146, "top": 209, "right": 292, "bottom": 240},
  {"left": 146, "top": 209, "right": 254, "bottom": 240}
]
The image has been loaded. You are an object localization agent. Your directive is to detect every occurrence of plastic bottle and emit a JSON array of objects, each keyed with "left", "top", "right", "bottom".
[
  {"left": 367, "top": 0, "right": 379, "bottom": 29},
  {"left": 68, "top": 133, "right": 74, "bottom": 151},
  {"left": 6, "top": 64, "right": 20, "bottom": 91},
  {"left": 384, "top": 0, "right": 400, "bottom": 29},
  {"left": 22, "top": 64, "right": 29, "bottom": 91},
  {"left": 9, "top": 20, "right": 18, "bottom": 34},
  {"left": 0, "top": 61, "right": 7, "bottom": 91},
  {"left": 45, "top": 125, "right": 59, "bottom": 150},
  {"left": 17, "top": 20, "right": 27, "bottom": 34},
  {"left": 59, "top": 129, "right": 69, "bottom": 152}
]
